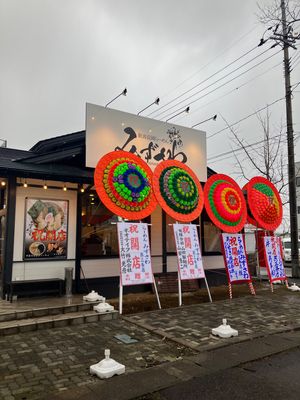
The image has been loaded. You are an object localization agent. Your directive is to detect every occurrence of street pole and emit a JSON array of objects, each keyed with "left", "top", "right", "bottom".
[{"left": 280, "top": 0, "right": 299, "bottom": 277}]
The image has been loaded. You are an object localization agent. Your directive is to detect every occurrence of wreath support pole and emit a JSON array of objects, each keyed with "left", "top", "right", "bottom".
[
  {"left": 228, "top": 283, "right": 233, "bottom": 300},
  {"left": 204, "top": 276, "right": 212, "bottom": 303},
  {"left": 178, "top": 270, "right": 182, "bottom": 306},
  {"left": 119, "top": 282, "right": 123, "bottom": 315}
]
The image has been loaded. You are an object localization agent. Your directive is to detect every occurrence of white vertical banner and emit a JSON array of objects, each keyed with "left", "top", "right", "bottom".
[
  {"left": 117, "top": 222, "right": 153, "bottom": 286},
  {"left": 263, "top": 236, "right": 286, "bottom": 282},
  {"left": 173, "top": 224, "right": 205, "bottom": 280},
  {"left": 221, "top": 233, "right": 251, "bottom": 283}
]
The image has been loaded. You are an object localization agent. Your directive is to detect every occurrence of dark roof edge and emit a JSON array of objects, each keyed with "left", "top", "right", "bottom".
[{"left": 30, "top": 130, "right": 85, "bottom": 152}]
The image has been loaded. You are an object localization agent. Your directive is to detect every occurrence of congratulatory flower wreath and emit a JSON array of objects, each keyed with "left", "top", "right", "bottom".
[
  {"left": 243, "top": 176, "right": 282, "bottom": 231},
  {"left": 94, "top": 151, "right": 157, "bottom": 220},
  {"left": 204, "top": 174, "right": 247, "bottom": 233},
  {"left": 152, "top": 160, "right": 204, "bottom": 222}
]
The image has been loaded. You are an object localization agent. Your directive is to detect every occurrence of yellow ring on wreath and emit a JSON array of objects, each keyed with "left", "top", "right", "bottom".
[{"left": 220, "top": 187, "right": 242, "bottom": 215}]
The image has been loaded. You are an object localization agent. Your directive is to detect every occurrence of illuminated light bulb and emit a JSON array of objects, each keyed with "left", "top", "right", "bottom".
[
  {"left": 1, "top": 181, "right": 6, "bottom": 186},
  {"left": 63, "top": 185, "right": 67, "bottom": 191},
  {"left": 23, "top": 180, "right": 28, "bottom": 188}
]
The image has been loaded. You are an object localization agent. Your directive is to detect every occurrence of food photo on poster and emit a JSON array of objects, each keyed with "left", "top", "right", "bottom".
[{"left": 23, "top": 198, "right": 68, "bottom": 260}]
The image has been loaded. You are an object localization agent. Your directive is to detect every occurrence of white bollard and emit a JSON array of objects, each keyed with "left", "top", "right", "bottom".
[
  {"left": 83, "top": 290, "right": 105, "bottom": 302},
  {"left": 90, "top": 349, "right": 125, "bottom": 379},
  {"left": 93, "top": 302, "right": 114, "bottom": 313},
  {"left": 212, "top": 318, "right": 238, "bottom": 338},
  {"left": 288, "top": 283, "right": 300, "bottom": 292}
]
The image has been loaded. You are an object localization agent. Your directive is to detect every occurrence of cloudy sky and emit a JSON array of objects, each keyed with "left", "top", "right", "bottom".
[{"left": 1, "top": 0, "right": 300, "bottom": 188}]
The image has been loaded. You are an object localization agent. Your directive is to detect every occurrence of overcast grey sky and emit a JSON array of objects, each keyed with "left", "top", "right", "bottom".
[{"left": 1, "top": 0, "right": 300, "bottom": 186}]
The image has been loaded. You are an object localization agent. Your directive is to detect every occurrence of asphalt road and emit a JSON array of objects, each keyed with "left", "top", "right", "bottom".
[{"left": 138, "top": 347, "right": 300, "bottom": 400}]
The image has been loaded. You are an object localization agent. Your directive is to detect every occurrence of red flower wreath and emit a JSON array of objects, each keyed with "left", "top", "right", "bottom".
[
  {"left": 204, "top": 174, "right": 247, "bottom": 233},
  {"left": 243, "top": 176, "right": 282, "bottom": 231},
  {"left": 94, "top": 151, "right": 157, "bottom": 220}
]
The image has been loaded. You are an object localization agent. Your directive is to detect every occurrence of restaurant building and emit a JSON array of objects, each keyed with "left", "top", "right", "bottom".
[{"left": 0, "top": 105, "right": 224, "bottom": 300}]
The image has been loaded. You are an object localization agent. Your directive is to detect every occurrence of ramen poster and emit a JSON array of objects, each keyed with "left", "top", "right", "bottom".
[{"left": 24, "top": 198, "right": 68, "bottom": 260}]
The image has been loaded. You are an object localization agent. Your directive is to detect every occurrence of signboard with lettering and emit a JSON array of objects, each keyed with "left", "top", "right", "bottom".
[
  {"left": 173, "top": 224, "right": 205, "bottom": 280},
  {"left": 86, "top": 103, "right": 207, "bottom": 181},
  {"left": 221, "top": 233, "right": 251, "bottom": 283},
  {"left": 263, "top": 236, "right": 286, "bottom": 282},
  {"left": 24, "top": 198, "right": 68, "bottom": 260},
  {"left": 117, "top": 222, "right": 153, "bottom": 286}
]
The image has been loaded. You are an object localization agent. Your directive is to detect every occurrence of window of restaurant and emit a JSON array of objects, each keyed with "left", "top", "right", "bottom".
[
  {"left": 166, "top": 214, "right": 177, "bottom": 254},
  {"left": 81, "top": 191, "right": 119, "bottom": 258},
  {"left": 201, "top": 210, "right": 222, "bottom": 254}
]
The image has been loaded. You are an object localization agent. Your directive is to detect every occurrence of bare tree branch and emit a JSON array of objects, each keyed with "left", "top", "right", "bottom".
[{"left": 221, "top": 108, "right": 288, "bottom": 201}]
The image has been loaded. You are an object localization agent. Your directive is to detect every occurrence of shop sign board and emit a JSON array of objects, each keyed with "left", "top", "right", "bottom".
[
  {"left": 173, "top": 224, "right": 205, "bottom": 280},
  {"left": 117, "top": 222, "right": 153, "bottom": 286},
  {"left": 24, "top": 198, "right": 68, "bottom": 260},
  {"left": 86, "top": 103, "right": 207, "bottom": 181},
  {"left": 263, "top": 236, "right": 286, "bottom": 282},
  {"left": 221, "top": 233, "right": 251, "bottom": 283}
]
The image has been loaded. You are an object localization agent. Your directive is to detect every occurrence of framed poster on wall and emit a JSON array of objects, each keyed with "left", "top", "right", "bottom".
[{"left": 23, "top": 198, "right": 69, "bottom": 260}]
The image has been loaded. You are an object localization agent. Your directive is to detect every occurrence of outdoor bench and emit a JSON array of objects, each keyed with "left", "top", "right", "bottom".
[{"left": 9, "top": 278, "right": 63, "bottom": 302}]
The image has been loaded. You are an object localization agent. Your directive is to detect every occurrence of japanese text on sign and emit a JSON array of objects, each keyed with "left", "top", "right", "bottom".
[
  {"left": 117, "top": 222, "right": 153, "bottom": 286},
  {"left": 173, "top": 224, "right": 205, "bottom": 280},
  {"left": 222, "top": 233, "right": 251, "bottom": 282},
  {"left": 264, "top": 236, "right": 286, "bottom": 282}
]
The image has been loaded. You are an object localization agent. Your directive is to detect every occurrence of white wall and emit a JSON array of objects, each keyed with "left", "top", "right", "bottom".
[{"left": 12, "top": 183, "right": 77, "bottom": 281}]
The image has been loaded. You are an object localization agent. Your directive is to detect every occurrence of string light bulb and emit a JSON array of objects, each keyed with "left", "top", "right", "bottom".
[
  {"left": 63, "top": 184, "right": 67, "bottom": 191},
  {"left": 43, "top": 181, "right": 48, "bottom": 190},
  {"left": 23, "top": 179, "right": 28, "bottom": 188},
  {"left": 1, "top": 180, "right": 6, "bottom": 186}
]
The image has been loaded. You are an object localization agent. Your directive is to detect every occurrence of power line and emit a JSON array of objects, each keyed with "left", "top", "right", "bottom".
[
  {"left": 159, "top": 25, "right": 259, "bottom": 101},
  {"left": 292, "top": 57, "right": 300, "bottom": 69},
  {"left": 176, "top": 59, "right": 283, "bottom": 122},
  {"left": 161, "top": 49, "right": 281, "bottom": 122},
  {"left": 291, "top": 52, "right": 300, "bottom": 68},
  {"left": 208, "top": 132, "right": 297, "bottom": 161},
  {"left": 148, "top": 44, "right": 267, "bottom": 119},
  {"left": 208, "top": 96, "right": 285, "bottom": 139},
  {"left": 152, "top": 46, "right": 275, "bottom": 120},
  {"left": 209, "top": 134, "right": 300, "bottom": 164}
]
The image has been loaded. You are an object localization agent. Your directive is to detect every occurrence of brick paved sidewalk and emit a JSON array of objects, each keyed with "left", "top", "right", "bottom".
[
  {"left": 125, "top": 285, "right": 300, "bottom": 351},
  {"left": 1, "top": 285, "right": 300, "bottom": 400},
  {"left": 0, "top": 319, "right": 194, "bottom": 400}
]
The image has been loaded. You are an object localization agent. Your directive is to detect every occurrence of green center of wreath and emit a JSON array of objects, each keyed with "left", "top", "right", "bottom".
[{"left": 159, "top": 167, "right": 199, "bottom": 214}]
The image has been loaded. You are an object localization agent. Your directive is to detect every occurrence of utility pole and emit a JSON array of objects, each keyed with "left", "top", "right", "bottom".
[
  {"left": 280, "top": 0, "right": 299, "bottom": 277},
  {"left": 260, "top": 0, "right": 300, "bottom": 277}
]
